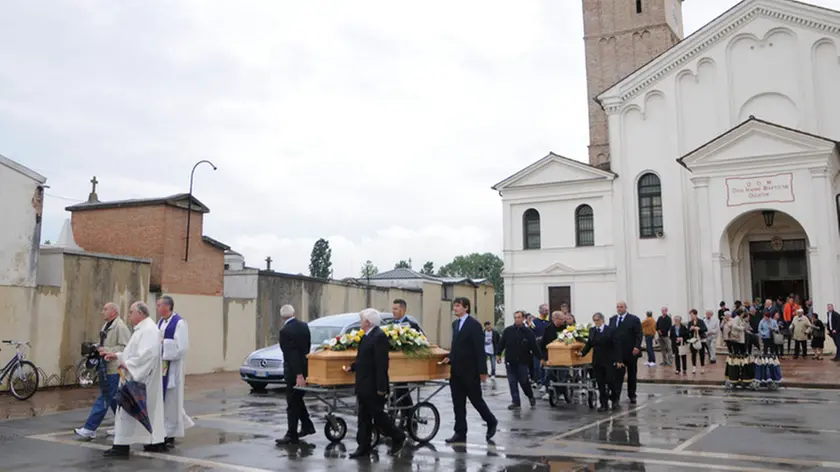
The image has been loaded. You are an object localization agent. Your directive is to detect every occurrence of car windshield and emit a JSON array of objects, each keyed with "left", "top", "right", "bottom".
[{"left": 309, "top": 326, "right": 344, "bottom": 345}]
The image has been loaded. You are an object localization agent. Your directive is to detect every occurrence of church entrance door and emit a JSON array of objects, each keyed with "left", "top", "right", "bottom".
[{"left": 749, "top": 238, "right": 808, "bottom": 302}]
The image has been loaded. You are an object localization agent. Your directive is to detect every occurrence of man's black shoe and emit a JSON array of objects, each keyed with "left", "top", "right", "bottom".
[
  {"left": 597, "top": 406, "right": 609, "bottom": 412},
  {"left": 611, "top": 403, "right": 621, "bottom": 411},
  {"left": 275, "top": 436, "right": 299, "bottom": 446},
  {"left": 486, "top": 421, "right": 498, "bottom": 441},
  {"left": 389, "top": 435, "right": 406, "bottom": 455},
  {"left": 348, "top": 449, "right": 371, "bottom": 459},
  {"left": 299, "top": 425, "right": 316, "bottom": 438},
  {"left": 164, "top": 437, "right": 175, "bottom": 449},
  {"left": 529, "top": 397, "right": 537, "bottom": 407},
  {"left": 103, "top": 446, "right": 129, "bottom": 457},
  {"left": 445, "top": 434, "right": 466, "bottom": 444},
  {"left": 143, "top": 443, "right": 167, "bottom": 452},
  {"left": 629, "top": 398, "right": 637, "bottom": 405},
  {"left": 507, "top": 404, "right": 521, "bottom": 410}
]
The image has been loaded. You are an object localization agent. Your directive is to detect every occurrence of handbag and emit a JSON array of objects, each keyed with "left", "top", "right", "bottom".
[
  {"left": 677, "top": 344, "right": 690, "bottom": 356},
  {"left": 773, "top": 332, "right": 784, "bottom": 345},
  {"left": 689, "top": 336, "right": 702, "bottom": 350}
]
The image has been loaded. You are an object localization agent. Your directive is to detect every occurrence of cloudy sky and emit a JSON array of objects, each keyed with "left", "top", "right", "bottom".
[{"left": 2, "top": 0, "right": 836, "bottom": 278}]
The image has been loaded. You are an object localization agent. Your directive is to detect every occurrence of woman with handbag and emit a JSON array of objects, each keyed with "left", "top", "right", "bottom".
[
  {"left": 687, "top": 309, "right": 708, "bottom": 374},
  {"left": 758, "top": 312, "right": 779, "bottom": 355},
  {"left": 810, "top": 313, "right": 826, "bottom": 360},
  {"left": 721, "top": 312, "right": 733, "bottom": 354},
  {"left": 774, "top": 313, "right": 788, "bottom": 358},
  {"left": 669, "top": 315, "right": 689, "bottom": 375}
]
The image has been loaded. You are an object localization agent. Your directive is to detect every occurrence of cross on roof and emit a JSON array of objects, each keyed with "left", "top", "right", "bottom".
[
  {"left": 90, "top": 176, "right": 98, "bottom": 192},
  {"left": 87, "top": 176, "right": 100, "bottom": 203},
  {"left": 265, "top": 256, "right": 272, "bottom": 270}
]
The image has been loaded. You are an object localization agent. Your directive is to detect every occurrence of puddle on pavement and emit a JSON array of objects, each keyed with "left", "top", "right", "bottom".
[{"left": 177, "top": 426, "right": 270, "bottom": 447}]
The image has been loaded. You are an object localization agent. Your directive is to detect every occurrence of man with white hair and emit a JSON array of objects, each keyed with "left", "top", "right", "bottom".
[
  {"left": 704, "top": 310, "right": 720, "bottom": 364},
  {"left": 156, "top": 295, "right": 194, "bottom": 449},
  {"left": 103, "top": 301, "right": 165, "bottom": 457},
  {"left": 275, "top": 304, "right": 316, "bottom": 445},
  {"left": 343, "top": 309, "right": 406, "bottom": 458}
]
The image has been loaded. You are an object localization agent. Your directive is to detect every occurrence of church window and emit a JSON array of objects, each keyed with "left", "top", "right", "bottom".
[
  {"left": 575, "top": 204, "right": 595, "bottom": 247},
  {"left": 523, "top": 209, "right": 541, "bottom": 250},
  {"left": 636, "top": 0, "right": 643, "bottom": 14},
  {"left": 638, "top": 173, "right": 663, "bottom": 238}
]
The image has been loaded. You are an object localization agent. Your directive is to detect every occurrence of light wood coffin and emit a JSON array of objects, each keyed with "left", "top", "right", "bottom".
[
  {"left": 546, "top": 341, "right": 592, "bottom": 366},
  {"left": 306, "top": 346, "right": 450, "bottom": 386}
]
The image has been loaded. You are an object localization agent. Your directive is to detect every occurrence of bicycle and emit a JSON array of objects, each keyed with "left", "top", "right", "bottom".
[{"left": 0, "top": 340, "right": 40, "bottom": 400}]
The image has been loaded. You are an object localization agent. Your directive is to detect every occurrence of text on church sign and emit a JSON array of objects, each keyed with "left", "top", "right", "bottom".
[{"left": 725, "top": 173, "right": 794, "bottom": 207}]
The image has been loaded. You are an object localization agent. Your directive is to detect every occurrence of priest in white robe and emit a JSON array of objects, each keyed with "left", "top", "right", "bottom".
[
  {"left": 156, "top": 295, "right": 194, "bottom": 449},
  {"left": 103, "top": 301, "right": 166, "bottom": 458}
]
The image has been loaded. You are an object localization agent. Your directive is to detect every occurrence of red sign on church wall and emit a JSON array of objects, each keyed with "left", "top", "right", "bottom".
[{"left": 725, "top": 172, "right": 795, "bottom": 207}]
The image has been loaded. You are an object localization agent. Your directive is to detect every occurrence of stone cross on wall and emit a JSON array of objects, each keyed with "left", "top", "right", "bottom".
[
  {"left": 87, "top": 176, "right": 100, "bottom": 203},
  {"left": 265, "top": 256, "right": 272, "bottom": 271}
]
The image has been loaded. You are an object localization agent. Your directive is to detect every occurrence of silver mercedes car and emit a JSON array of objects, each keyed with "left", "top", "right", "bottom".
[{"left": 240, "top": 311, "right": 421, "bottom": 391}]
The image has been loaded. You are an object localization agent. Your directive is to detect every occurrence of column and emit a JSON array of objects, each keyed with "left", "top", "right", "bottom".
[
  {"left": 809, "top": 167, "right": 837, "bottom": 307},
  {"left": 693, "top": 177, "right": 716, "bottom": 307},
  {"left": 721, "top": 257, "right": 735, "bottom": 308}
]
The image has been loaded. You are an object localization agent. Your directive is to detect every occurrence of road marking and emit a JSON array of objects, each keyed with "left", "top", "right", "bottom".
[
  {"left": 552, "top": 395, "right": 675, "bottom": 440},
  {"left": 673, "top": 423, "right": 720, "bottom": 451},
  {"left": 25, "top": 433, "right": 273, "bottom": 472},
  {"left": 551, "top": 439, "right": 840, "bottom": 469}
]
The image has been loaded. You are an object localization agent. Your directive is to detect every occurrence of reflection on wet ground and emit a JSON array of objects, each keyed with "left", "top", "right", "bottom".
[{"left": 3, "top": 376, "right": 840, "bottom": 471}]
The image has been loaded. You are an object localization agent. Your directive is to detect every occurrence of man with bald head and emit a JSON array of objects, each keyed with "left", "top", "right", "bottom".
[{"left": 75, "top": 303, "right": 131, "bottom": 440}]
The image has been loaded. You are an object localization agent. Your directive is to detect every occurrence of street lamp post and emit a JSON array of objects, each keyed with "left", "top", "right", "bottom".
[{"left": 184, "top": 160, "right": 217, "bottom": 262}]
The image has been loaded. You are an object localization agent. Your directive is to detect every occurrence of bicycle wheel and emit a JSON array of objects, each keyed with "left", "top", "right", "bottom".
[
  {"left": 9, "top": 360, "right": 39, "bottom": 400},
  {"left": 407, "top": 401, "right": 440, "bottom": 444}
]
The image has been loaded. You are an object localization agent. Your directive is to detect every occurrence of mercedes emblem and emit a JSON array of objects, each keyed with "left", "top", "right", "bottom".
[{"left": 259, "top": 359, "right": 267, "bottom": 368}]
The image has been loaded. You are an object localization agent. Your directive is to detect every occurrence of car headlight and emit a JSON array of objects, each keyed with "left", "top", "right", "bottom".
[{"left": 241, "top": 356, "right": 250, "bottom": 366}]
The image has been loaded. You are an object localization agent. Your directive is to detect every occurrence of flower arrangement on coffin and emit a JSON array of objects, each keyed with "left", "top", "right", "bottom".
[
  {"left": 555, "top": 324, "right": 592, "bottom": 345},
  {"left": 318, "top": 325, "right": 432, "bottom": 358}
]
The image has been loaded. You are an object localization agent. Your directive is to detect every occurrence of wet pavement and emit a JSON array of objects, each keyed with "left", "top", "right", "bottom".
[{"left": 3, "top": 373, "right": 840, "bottom": 471}]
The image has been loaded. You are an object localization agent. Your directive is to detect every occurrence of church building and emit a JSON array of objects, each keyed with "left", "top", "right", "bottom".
[{"left": 494, "top": 0, "right": 840, "bottom": 322}]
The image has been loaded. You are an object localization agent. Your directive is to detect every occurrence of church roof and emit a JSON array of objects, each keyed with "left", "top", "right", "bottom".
[
  {"left": 597, "top": 0, "right": 840, "bottom": 111},
  {"left": 491, "top": 152, "right": 616, "bottom": 191},
  {"left": 677, "top": 116, "right": 840, "bottom": 170},
  {"left": 65, "top": 192, "right": 211, "bottom": 213}
]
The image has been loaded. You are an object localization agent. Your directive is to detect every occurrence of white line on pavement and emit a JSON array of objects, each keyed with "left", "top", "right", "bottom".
[
  {"left": 532, "top": 450, "right": 783, "bottom": 472},
  {"left": 552, "top": 395, "right": 675, "bottom": 440},
  {"left": 673, "top": 423, "right": 720, "bottom": 452}
]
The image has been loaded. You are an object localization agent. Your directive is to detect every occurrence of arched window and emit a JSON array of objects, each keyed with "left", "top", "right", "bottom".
[
  {"left": 523, "top": 209, "right": 541, "bottom": 250},
  {"left": 638, "top": 172, "right": 663, "bottom": 238},
  {"left": 575, "top": 204, "right": 594, "bottom": 247}
]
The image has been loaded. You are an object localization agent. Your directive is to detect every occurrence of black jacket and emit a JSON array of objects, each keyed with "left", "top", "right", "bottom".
[
  {"left": 609, "top": 313, "right": 643, "bottom": 362},
  {"left": 669, "top": 324, "right": 687, "bottom": 350},
  {"left": 655, "top": 315, "right": 672, "bottom": 336},
  {"left": 828, "top": 311, "right": 840, "bottom": 334},
  {"left": 498, "top": 324, "right": 540, "bottom": 365},
  {"left": 686, "top": 318, "right": 708, "bottom": 339},
  {"left": 540, "top": 322, "right": 568, "bottom": 360},
  {"left": 279, "top": 318, "right": 311, "bottom": 378},
  {"left": 449, "top": 315, "right": 486, "bottom": 378},
  {"left": 393, "top": 316, "right": 423, "bottom": 334},
  {"left": 349, "top": 326, "right": 390, "bottom": 397},
  {"left": 579, "top": 325, "right": 619, "bottom": 367}
]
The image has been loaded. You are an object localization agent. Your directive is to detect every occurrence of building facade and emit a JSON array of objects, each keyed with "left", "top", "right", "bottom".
[{"left": 496, "top": 0, "right": 840, "bottom": 323}]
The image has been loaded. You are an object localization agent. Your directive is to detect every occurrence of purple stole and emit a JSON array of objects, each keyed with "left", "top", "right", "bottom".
[{"left": 157, "top": 313, "right": 181, "bottom": 400}]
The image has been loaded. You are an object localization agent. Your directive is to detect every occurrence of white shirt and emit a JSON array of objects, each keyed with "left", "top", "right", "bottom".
[
  {"left": 456, "top": 314, "right": 468, "bottom": 332},
  {"left": 704, "top": 316, "right": 720, "bottom": 334}
]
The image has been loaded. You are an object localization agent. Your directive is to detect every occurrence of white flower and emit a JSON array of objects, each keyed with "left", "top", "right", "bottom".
[{"left": 329, "top": 338, "right": 337, "bottom": 347}]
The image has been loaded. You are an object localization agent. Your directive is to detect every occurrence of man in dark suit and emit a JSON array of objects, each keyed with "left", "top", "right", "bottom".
[
  {"left": 827, "top": 304, "right": 840, "bottom": 361},
  {"left": 441, "top": 297, "right": 498, "bottom": 443},
  {"left": 496, "top": 310, "right": 541, "bottom": 409},
  {"left": 579, "top": 312, "right": 620, "bottom": 411},
  {"left": 275, "top": 305, "right": 316, "bottom": 446},
  {"left": 609, "top": 301, "right": 642, "bottom": 405},
  {"left": 391, "top": 299, "right": 423, "bottom": 423},
  {"left": 344, "top": 309, "right": 406, "bottom": 458}
]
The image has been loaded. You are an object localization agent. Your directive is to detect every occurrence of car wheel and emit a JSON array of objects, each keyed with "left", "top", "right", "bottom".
[{"left": 248, "top": 382, "right": 267, "bottom": 392}]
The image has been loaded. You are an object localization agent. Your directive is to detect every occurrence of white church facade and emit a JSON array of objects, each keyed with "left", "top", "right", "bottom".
[{"left": 495, "top": 0, "right": 840, "bottom": 323}]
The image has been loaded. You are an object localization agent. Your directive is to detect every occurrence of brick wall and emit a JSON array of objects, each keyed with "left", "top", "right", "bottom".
[
  {"left": 70, "top": 204, "right": 223, "bottom": 295},
  {"left": 582, "top": 0, "right": 682, "bottom": 168}
]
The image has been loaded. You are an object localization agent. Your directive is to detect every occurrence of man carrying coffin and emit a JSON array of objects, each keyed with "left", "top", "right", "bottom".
[
  {"left": 102, "top": 302, "right": 165, "bottom": 457},
  {"left": 156, "top": 296, "right": 194, "bottom": 449},
  {"left": 578, "top": 313, "right": 621, "bottom": 412}
]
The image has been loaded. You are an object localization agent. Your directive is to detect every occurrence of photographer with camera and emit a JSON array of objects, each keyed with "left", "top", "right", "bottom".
[{"left": 74, "top": 302, "right": 131, "bottom": 439}]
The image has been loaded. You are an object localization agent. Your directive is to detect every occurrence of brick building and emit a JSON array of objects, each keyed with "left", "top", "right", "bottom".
[{"left": 66, "top": 193, "right": 229, "bottom": 295}]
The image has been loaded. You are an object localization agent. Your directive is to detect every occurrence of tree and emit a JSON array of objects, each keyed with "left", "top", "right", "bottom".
[
  {"left": 360, "top": 260, "right": 379, "bottom": 278},
  {"left": 309, "top": 238, "right": 333, "bottom": 279},
  {"left": 438, "top": 252, "right": 505, "bottom": 324},
  {"left": 394, "top": 259, "right": 412, "bottom": 269},
  {"left": 420, "top": 261, "right": 435, "bottom": 275},
  {"left": 44, "top": 240, "right": 51, "bottom": 245}
]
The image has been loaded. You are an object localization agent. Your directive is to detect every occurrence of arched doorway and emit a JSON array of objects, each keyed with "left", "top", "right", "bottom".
[{"left": 719, "top": 210, "right": 810, "bottom": 304}]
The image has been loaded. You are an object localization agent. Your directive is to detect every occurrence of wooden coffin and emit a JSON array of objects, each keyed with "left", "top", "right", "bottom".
[
  {"left": 306, "top": 346, "right": 450, "bottom": 386},
  {"left": 546, "top": 341, "right": 592, "bottom": 366}
]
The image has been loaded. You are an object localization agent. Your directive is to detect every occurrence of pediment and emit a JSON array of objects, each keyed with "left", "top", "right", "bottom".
[
  {"left": 598, "top": 0, "right": 840, "bottom": 111},
  {"left": 542, "top": 262, "right": 577, "bottom": 274},
  {"left": 492, "top": 153, "right": 615, "bottom": 191},
  {"left": 679, "top": 117, "right": 838, "bottom": 171}
]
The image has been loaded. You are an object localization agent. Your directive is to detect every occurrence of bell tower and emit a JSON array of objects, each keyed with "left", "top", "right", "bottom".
[{"left": 582, "top": 0, "right": 685, "bottom": 168}]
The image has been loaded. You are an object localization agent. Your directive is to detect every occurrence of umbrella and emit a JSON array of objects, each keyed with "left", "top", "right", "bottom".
[{"left": 115, "top": 379, "right": 153, "bottom": 434}]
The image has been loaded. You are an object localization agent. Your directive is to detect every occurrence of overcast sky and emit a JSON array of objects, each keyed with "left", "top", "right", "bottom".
[{"left": 2, "top": 0, "right": 837, "bottom": 278}]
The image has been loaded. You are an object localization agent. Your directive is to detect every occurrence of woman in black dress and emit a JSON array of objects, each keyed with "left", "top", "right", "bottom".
[
  {"left": 811, "top": 313, "right": 826, "bottom": 360},
  {"left": 687, "top": 309, "right": 708, "bottom": 374}
]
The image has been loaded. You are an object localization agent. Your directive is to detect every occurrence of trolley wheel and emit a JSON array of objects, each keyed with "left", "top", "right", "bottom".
[
  {"left": 407, "top": 401, "right": 440, "bottom": 444},
  {"left": 587, "top": 390, "right": 596, "bottom": 409},
  {"left": 324, "top": 416, "right": 347, "bottom": 443},
  {"left": 548, "top": 388, "right": 557, "bottom": 407},
  {"left": 769, "top": 382, "right": 779, "bottom": 391}
]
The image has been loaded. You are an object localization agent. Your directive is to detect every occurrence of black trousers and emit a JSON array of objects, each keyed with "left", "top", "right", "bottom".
[
  {"left": 794, "top": 340, "right": 808, "bottom": 358},
  {"left": 285, "top": 378, "right": 313, "bottom": 439},
  {"left": 690, "top": 343, "right": 706, "bottom": 367},
  {"left": 620, "top": 356, "right": 637, "bottom": 399},
  {"left": 762, "top": 338, "right": 777, "bottom": 355},
  {"left": 450, "top": 374, "right": 496, "bottom": 436},
  {"left": 356, "top": 394, "right": 404, "bottom": 451},
  {"left": 592, "top": 365, "right": 618, "bottom": 406},
  {"left": 732, "top": 342, "right": 747, "bottom": 355}
]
